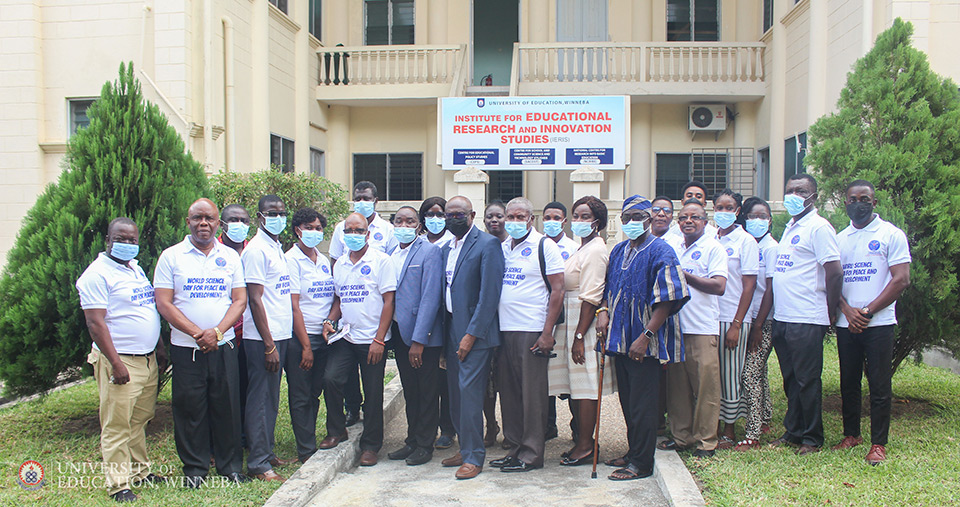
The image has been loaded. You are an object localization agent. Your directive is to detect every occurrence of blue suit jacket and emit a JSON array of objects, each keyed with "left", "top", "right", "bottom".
[
  {"left": 394, "top": 236, "right": 444, "bottom": 348},
  {"left": 442, "top": 226, "right": 504, "bottom": 350}
]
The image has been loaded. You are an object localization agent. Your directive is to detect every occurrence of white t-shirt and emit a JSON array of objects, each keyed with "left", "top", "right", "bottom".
[
  {"left": 329, "top": 213, "right": 398, "bottom": 260},
  {"left": 76, "top": 253, "right": 161, "bottom": 355},
  {"left": 241, "top": 228, "right": 293, "bottom": 341},
  {"left": 499, "top": 229, "right": 565, "bottom": 332},
  {"left": 667, "top": 221, "right": 717, "bottom": 245},
  {"left": 836, "top": 216, "right": 911, "bottom": 328},
  {"left": 750, "top": 233, "right": 779, "bottom": 321},
  {"left": 429, "top": 230, "right": 455, "bottom": 249},
  {"left": 772, "top": 210, "right": 841, "bottom": 326},
  {"left": 717, "top": 226, "right": 760, "bottom": 323},
  {"left": 445, "top": 225, "right": 473, "bottom": 312},
  {"left": 286, "top": 245, "right": 335, "bottom": 335},
  {"left": 153, "top": 237, "right": 245, "bottom": 348},
  {"left": 674, "top": 233, "right": 728, "bottom": 335},
  {"left": 552, "top": 234, "right": 579, "bottom": 262},
  {"left": 333, "top": 247, "right": 397, "bottom": 344}
]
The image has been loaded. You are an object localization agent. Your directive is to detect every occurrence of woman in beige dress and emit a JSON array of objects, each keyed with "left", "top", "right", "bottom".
[{"left": 548, "top": 195, "right": 615, "bottom": 465}]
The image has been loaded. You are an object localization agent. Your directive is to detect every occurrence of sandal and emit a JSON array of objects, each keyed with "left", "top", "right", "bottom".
[
  {"left": 656, "top": 439, "right": 682, "bottom": 451},
  {"left": 608, "top": 463, "right": 652, "bottom": 481},
  {"left": 604, "top": 456, "right": 628, "bottom": 467},
  {"left": 717, "top": 435, "right": 736, "bottom": 450},
  {"left": 734, "top": 439, "right": 760, "bottom": 451}
]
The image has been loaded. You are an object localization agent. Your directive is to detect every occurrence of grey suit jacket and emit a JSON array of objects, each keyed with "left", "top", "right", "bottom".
[
  {"left": 394, "top": 236, "right": 444, "bottom": 348},
  {"left": 442, "top": 225, "right": 504, "bottom": 350}
]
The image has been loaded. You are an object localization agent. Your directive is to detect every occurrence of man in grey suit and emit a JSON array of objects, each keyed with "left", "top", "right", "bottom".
[
  {"left": 386, "top": 206, "right": 445, "bottom": 466},
  {"left": 440, "top": 196, "right": 505, "bottom": 480}
]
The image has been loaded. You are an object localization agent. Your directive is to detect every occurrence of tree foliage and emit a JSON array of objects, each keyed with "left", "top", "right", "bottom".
[
  {"left": 0, "top": 63, "right": 208, "bottom": 397},
  {"left": 806, "top": 19, "right": 960, "bottom": 372},
  {"left": 209, "top": 169, "right": 350, "bottom": 248}
]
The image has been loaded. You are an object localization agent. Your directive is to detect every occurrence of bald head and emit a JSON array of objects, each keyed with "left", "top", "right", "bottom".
[
  {"left": 343, "top": 212, "right": 369, "bottom": 232},
  {"left": 446, "top": 196, "right": 473, "bottom": 214},
  {"left": 189, "top": 198, "right": 219, "bottom": 217},
  {"left": 186, "top": 198, "right": 220, "bottom": 246}
]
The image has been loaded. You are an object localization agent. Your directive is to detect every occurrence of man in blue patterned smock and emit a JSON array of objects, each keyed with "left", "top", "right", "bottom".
[{"left": 595, "top": 195, "right": 689, "bottom": 481}]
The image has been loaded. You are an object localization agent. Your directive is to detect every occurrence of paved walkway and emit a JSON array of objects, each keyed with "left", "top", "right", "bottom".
[{"left": 309, "top": 395, "right": 668, "bottom": 507}]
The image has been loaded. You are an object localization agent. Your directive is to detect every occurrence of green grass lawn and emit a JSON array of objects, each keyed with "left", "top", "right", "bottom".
[
  {"left": 684, "top": 339, "right": 960, "bottom": 506},
  {"left": 0, "top": 371, "right": 395, "bottom": 506}
]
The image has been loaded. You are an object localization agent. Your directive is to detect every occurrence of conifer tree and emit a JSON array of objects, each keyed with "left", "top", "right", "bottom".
[
  {"left": 0, "top": 62, "right": 207, "bottom": 396},
  {"left": 807, "top": 19, "right": 960, "bottom": 371}
]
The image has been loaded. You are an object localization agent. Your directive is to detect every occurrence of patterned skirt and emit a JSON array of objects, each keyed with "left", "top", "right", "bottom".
[{"left": 548, "top": 291, "right": 616, "bottom": 399}]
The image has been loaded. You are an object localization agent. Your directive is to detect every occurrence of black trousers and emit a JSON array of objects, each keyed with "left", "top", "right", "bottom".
[
  {"left": 171, "top": 343, "right": 242, "bottom": 477},
  {"left": 236, "top": 334, "right": 248, "bottom": 445},
  {"left": 615, "top": 355, "right": 659, "bottom": 472},
  {"left": 285, "top": 336, "right": 331, "bottom": 461},
  {"left": 772, "top": 321, "right": 826, "bottom": 447},
  {"left": 437, "top": 370, "right": 456, "bottom": 436},
  {"left": 344, "top": 361, "right": 363, "bottom": 414},
  {"left": 837, "top": 325, "right": 894, "bottom": 445},
  {"left": 392, "top": 324, "right": 443, "bottom": 450},
  {"left": 324, "top": 340, "right": 386, "bottom": 452}
]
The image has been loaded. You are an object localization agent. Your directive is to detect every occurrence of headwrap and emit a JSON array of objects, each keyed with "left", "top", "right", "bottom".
[{"left": 623, "top": 195, "right": 651, "bottom": 213}]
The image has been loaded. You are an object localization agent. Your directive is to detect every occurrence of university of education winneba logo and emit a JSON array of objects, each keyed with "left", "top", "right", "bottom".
[
  {"left": 360, "top": 265, "right": 372, "bottom": 275},
  {"left": 215, "top": 257, "right": 227, "bottom": 267},
  {"left": 691, "top": 251, "right": 702, "bottom": 260},
  {"left": 374, "top": 232, "right": 383, "bottom": 241},
  {"left": 477, "top": 98, "right": 485, "bottom": 108},
  {"left": 868, "top": 240, "right": 881, "bottom": 251},
  {"left": 521, "top": 247, "right": 533, "bottom": 257},
  {"left": 18, "top": 460, "right": 44, "bottom": 490},
  {"left": 791, "top": 235, "right": 801, "bottom": 245}
]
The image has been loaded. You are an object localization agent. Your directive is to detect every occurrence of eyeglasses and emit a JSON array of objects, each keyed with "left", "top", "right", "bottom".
[
  {"left": 651, "top": 207, "right": 673, "bottom": 216},
  {"left": 260, "top": 211, "right": 287, "bottom": 218},
  {"left": 620, "top": 213, "right": 650, "bottom": 223},
  {"left": 344, "top": 228, "right": 367, "bottom": 234},
  {"left": 676, "top": 215, "right": 705, "bottom": 222},
  {"left": 445, "top": 212, "right": 468, "bottom": 220}
]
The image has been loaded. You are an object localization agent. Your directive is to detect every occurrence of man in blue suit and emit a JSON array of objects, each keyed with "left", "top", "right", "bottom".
[
  {"left": 440, "top": 196, "right": 504, "bottom": 480},
  {"left": 386, "top": 206, "right": 445, "bottom": 466}
]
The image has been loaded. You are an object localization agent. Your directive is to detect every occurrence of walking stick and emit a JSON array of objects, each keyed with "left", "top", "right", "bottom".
[{"left": 591, "top": 332, "right": 606, "bottom": 479}]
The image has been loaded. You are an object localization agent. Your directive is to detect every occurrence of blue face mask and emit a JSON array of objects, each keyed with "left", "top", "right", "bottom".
[
  {"left": 299, "top": 229, "right": 323, "bottom": 248},
  {"left": 110, "top": 242, "right": 139, "bottom": 261},
  {"left": 394, "top": 226, "right": 417, "bottom": 244},
  {"left": 354, "top": 200, "right": 376, "bottom": 218},
  {"left": 343, "top": 233, "right": 367, "bottom": 252},
  {"left": 543, "top": 220, "right": 564, "bottom": 238},
  {"left": 745, "top": 218, "right": 769, "bottom": 238},
  {"left": 505, "top": 221, "right": 530, "bottom": 240},
  {"left": 783, "top": 193, "right": 809, "bottom": 216},
  {"left": 262, "top": 214, "right": 286, "bottom": 235},
  {"left": 225, "top": 222, "right": 249, "bottom": 243},
  {"left": 714, "top": 211, "right": 737, "bottom": 230},
  {"left": 570, "top": 221, "right": 595, "bottom": 238},
  {"left": 425, "top": 216, "right": 446, "bottom": 235},
  {"left": 621, "top": 220, "right": 649, "bottom": 240}
]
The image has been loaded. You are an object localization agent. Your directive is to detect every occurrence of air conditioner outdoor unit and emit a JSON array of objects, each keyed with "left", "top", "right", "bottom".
[{"left": 688, "top": 105, "right": 727, "bottom": 131}]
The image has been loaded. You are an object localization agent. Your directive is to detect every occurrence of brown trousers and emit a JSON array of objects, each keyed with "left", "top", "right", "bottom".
[
  {"left": 498, "top": 331, "right": 550, "bottom": 467},
  {"left": 666, "top": 334, "right": 721, "bottom": 451}
]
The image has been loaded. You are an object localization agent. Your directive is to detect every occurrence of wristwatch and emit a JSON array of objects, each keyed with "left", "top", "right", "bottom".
[
  {"left": 642, "top": 328, "right": 656, "bottom": 340},
  {"left": 214, "top": 326, "right": 224, "bottom": 342},
  {"left": 860, "top": 307, "right": 873, "bottom": 319},
  {"left": 575, "top": 332, "right": 584, "bottom": 341}
]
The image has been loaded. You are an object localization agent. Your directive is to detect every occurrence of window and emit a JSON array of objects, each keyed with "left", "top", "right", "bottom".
[
  {"left": 757, "top": 147, "right": 770, "bottom": 199},
  {"left": 270, "top": 134, "right": 295, "bottom": 173},
  {"left": 762, "top": 0, "right": 774, "bottom": 33},
  {"left": 656, "top": 154, "right": 691, "bottom": 199},
  {"left": 353, "top": 153, "right": 422, "bottom": 200},
  {"left": 666, "top": 0, "right": 719, "bottom": 41},
  {"left": 309, "top": 0, "right": 322, "bottom": 40},
  {"left": 657, "top": 152, "right": 730, "bottom": 199},
  {"left": 310, "top": 147, "right": 325, "bottom": 177},
  {"left": 487, "top": 171, "right": 524, "bottom": 203},
  {"left": 268, "top": 0, "right": 288, "bottom": 14},
  {"left": 68, "top": 98, "right": 96, "bottom": 137},
  {"left": 365, "top": 0, "right": 414, "bottom": 45},
  {"left": 784, "top": 132, "right": 807, "bottom": 181},
  {"left": 692, "top": 152, "right": 728, "bottom": 198}
]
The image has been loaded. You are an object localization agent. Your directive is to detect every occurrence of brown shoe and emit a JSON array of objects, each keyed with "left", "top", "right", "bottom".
[
  {"left": 865, "top": 444, "right": 886, "bottom": 465},
  {"left": 831, "top": 435, "right": 863, "bottom": 451},
  {"left": 319, "top": 434, "right": 348, "bottom": 450},
  {"left": 796, "top": 444, "right": 821, "bottom": 456},
  {"left": 441, "top": 452, "right": 464, "bottom": 467},
  {"left": 359, "top": 450, "right": 378, "bottom": 466},
  {"left": 768, "top": 436, "right": 799, "bottom": 448},
  {"left": 270, "top": 456, "right": 297, "bottom": 467},
  {"left": 250, "top": 470, "right": 285, "bottom": 482},
  {"left": 455, "top": 463, "right": 482, "bottom": 479}
]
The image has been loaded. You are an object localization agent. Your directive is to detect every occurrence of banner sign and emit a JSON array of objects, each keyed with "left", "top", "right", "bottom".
[{"left": 440, "top": 96, "right": 627, "bottom": 170}]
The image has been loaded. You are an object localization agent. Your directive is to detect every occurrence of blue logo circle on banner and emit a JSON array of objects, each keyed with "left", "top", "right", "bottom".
[
  {"left": 521, "top": 247, "right": 532, "bottom": 257},
  {"left": 791, "top": 235, "right": 801, "bottom": 245},
  {"left": 868, "top": 240, "right": 881, "bottom": 251},
  {"left": 361, "top": 265, "right": 371, "bottom": 275}
]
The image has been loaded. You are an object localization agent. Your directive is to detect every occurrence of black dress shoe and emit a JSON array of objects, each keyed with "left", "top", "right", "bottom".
[
  {"left": 560, "top": 450, "right": 595, "bottom": 466},
  {"left": 501, "top": 460, "right": 541, "bottom": 473},
  {"left": 489, "top": 456, "right": 519, "bottom": 468},
  {"left": 545, "top": 425, "right": 559, "bottom": 440},
  {"left": 692, "top": 449, "right": 716, "bottom": 458},
  {"left": 111, "top": 489, "right": 138, "bottom": 502},
  {"left": 183, "top": 475, "right": 206, "bottom": 489},
  {"left": 388, "top": 445, "right": 416, "bottom": 460},
  {"left": 434, "top": 434, "right": 455, "bottom": 449},
  {"left": 141, "top": 473, "right": 167, "bottom": 484},
  {"left": 405, "top": 447, "right": 433, "bottom": 466},
  {"left": 224, "top": 472, "right": 251, "bottom": 484},
  {"left": 345, "top": 410, "right": 361, "bottom": 427}
]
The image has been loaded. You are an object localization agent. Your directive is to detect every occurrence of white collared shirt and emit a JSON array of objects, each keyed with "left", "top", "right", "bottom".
[
  {"left": 241, "top": 228, "right": 293, "bottom": 341},
  {"left": 154, "top": 237, "right": 245, "bottom": 348},
  {"left": 286, "top": 245, "right": 335, "bottom": 335},
  {"left": 429, "top": 230, "right": 456, "bottom": 249},
  {"left": 76, "top": 253, "right": 161, "bottom": 354},
  {"left": 499, "top": 229, "right": 565, "bottom": 332},
  {"left": 750, "top": 233, "right": 779, "bottom": 321},
  {"left": 552, "top": 234, "right": 579, "bottom": 262},
  {"left": 716, "top": 226, "right": 760, "bottom": 323},
  {"left": 392, "top": 240, "right": 413, "bottom": 276},
  {"left": 333, "top": 247, "right": 397, "bottom": 344},
  {"left": 445, "top": 225, "right": 474, "bottom": 312},
  {"left": 836, "top": 216, "right": 911, "bottom": 328},
  {"left": 673, "top": 232, "right": 728, "bottom": 335},
  {"left": 329, "top": 213, "right": 398, "bottom": 260},
  {"left": 772, "top": 209, "right": 841, "bottom": 326}
]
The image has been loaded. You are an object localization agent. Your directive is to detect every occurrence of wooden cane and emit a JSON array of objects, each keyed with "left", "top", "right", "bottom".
[{"left": 591, "top": 332, "right": 606, "bottom": 479}]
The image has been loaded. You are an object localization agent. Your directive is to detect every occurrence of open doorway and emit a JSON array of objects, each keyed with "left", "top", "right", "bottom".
[{"left": 473, "top": 0, "right": 519, "bottom": 86}]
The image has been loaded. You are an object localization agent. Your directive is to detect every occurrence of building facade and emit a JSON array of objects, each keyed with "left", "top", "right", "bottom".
[{"left": 2, "top": 0, "right": 959, "bottom": 262}]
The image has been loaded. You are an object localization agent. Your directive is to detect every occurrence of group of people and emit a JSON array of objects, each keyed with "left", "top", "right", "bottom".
[{"left": 77, "top": 174, "right": 909, "bottom": 502}]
